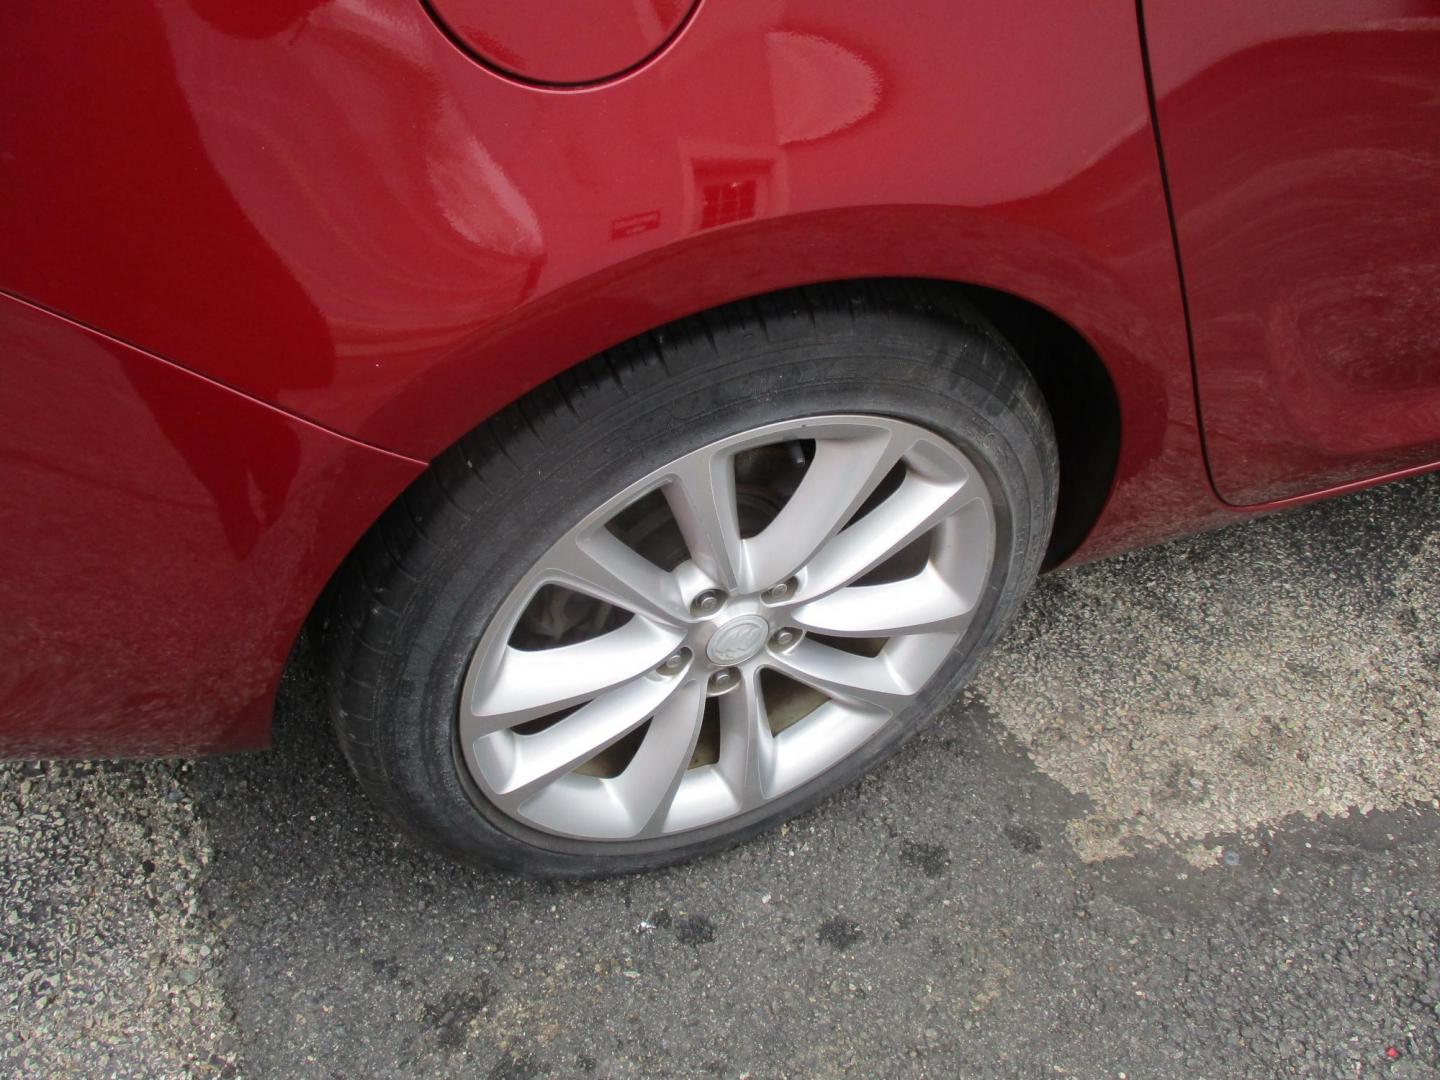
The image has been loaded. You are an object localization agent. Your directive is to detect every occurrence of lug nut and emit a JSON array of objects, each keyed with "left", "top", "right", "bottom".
[
  {"left": 691, "top": 589, "right": 725, "bottom": 616},
  {"left": 708, "top": 668, "right": 737, "bottom": 693},
  {"left": 658, "top": 649, "right": 688, "bottom": 674},
  {"left": 762, "top": 579, "right": 796, "bottom": 603},
  {"left": 771, "top": 628, "right": 799, "bottom": 649}
]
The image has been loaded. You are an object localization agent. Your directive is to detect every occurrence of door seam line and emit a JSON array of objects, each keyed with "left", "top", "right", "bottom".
[{"left": 1133, "top": 0, "right": 1229, "bottom": 504}]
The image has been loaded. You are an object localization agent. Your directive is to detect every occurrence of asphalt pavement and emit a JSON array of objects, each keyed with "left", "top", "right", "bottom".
[{"left": 3, "top": 473, "right": 1438, "bottom": 1079}]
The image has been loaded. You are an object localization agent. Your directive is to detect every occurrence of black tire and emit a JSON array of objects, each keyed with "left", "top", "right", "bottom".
[{"left": 326, "top": 281, "right": 1058, "bottom": 877}]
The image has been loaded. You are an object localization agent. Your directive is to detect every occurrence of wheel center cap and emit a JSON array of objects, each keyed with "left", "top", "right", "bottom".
[{"left": 706, "top": 614, "right": 770, "bottom": 665}]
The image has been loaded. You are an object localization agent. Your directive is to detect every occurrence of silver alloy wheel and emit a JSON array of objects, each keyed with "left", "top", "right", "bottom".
[{"left": 458, "top": 415, "right": 996, "bottom": 841}]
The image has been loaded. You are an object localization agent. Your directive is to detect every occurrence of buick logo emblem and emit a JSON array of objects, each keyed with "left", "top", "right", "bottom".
[{"left": 705, "top": 615, "right": 770, "bottom": 665}]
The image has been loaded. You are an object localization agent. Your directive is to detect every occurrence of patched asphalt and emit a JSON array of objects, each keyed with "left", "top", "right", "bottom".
[{"left": 3, "top": 473, "right": 1439, "bottom": 1078}]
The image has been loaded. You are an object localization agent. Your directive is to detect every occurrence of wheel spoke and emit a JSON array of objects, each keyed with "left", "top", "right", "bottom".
[
  {"left": 743, "top": 427, "right": 912, "bottom": 590},
  {"left": 467, "top": 617, "right": 684, "bottom": 734},
  {"left": 618, "top": 679, "right": 708, "bottom": 836},
  {"left": 662, "top": 450, "right": 744, "bottom": 590},
  {"left": 798, "top": 475, "right": 978, "bottom": 601},
  {"left": 766, "top": 638, "right": 914, "bottom": 713},
  {"left": 791, "top": 565, "right": 975, "bottom": 637},
  {"left": 718, "top": 669, "right": 777, "bottom": 809},
  {"left": 539, "top": 527, "right": 689, "bottom": 627},
  {"left": 481, "top": 673, "right": 684, "bottom": 810}
]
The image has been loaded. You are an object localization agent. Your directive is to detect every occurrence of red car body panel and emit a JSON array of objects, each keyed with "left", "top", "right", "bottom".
[
  {"left": 0, "top": 1, "right": 1435, "bottom": 756},
  {"left": 0, "top": 1, "right": 1208, "bottom": 548},
  {"left": 0, "top": 292, "right": 423, "bottom": 755},
  {"left": 1145, "top": 2, "right": 1440, "bottom": 505}
]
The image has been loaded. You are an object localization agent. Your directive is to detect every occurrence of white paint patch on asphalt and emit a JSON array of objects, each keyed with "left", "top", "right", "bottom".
[
  {"left": 0, "top": 761, "right": 237, "bottom": 1077},
  {"left": 981, "top": 476, "right": 1440, "bottom": 862}
]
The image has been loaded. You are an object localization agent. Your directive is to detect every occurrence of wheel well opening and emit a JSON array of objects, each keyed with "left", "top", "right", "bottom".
[
  {"left": 305, "top": 274, "right": 1121, "bottom": 672},
  {"left": 291, "top": 275, "right": 1121, "bottom": 765}
]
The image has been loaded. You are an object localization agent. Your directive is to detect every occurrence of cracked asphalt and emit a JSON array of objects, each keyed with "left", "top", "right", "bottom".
[{"left": 3, "top": 473, "right": 1438, "bottom": 1078}]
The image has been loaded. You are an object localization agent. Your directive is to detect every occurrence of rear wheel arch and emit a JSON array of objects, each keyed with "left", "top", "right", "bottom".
[
  {"left": 278, "top": 276, "right": 1120, "bottom": 767},
  {"left": 307, "top": 274, "right": 1120, "bottom": 643},
  {"left": 304, "top": 279, "right": 1117, "bottom": 871}
]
